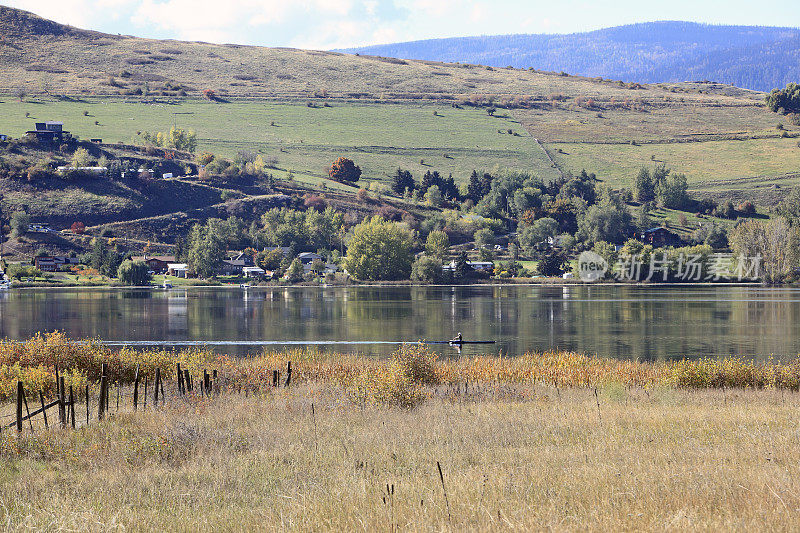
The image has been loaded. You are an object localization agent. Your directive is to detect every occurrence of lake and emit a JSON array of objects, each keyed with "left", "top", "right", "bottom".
[{"left": 0, "top": 285, "right": 798, "bottom": 360}]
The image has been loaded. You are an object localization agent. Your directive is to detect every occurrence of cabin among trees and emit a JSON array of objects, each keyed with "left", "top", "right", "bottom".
[{"left": 638, "top": 227, "right": 682, "bottom": 248}]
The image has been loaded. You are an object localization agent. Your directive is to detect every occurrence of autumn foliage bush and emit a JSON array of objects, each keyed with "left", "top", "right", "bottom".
[{"left": 328, "top": 157, "right": 361, "bottom": 184}]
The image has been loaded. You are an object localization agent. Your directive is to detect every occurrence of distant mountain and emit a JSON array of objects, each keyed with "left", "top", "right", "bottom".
[{"left": 340, "top": 22, "right": 800, "bottom": 92}]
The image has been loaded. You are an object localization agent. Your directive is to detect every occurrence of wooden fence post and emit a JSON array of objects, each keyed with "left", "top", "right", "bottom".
[
  {"left": 69, "top": 386, "right": 75, "bottom": 429},
  {"left": 204, "top": 370, "right": 210, "bottom": 395},
  {"left": 143, "top": 376, "right": 148, "bottom": 410},
  {"left": 54, "top": 367, "right": 60, "bottom": 411},
  {"left": 99, "top": 363, "right": 108, "bottom": 421},
  {"left": 212, "top": 369, "right": 218, "bottom": 394},
  {"left": 85, "top": 384, "right": 89, "bottom": 425},
  {"left": 177, "top": 363, "right": 184, "bottom": 395},
  {"left": 153, "top": 368, "right": 161, "bottom": 406},
  {"left": 133, "top": 365, "right": 140, "bottom": 410},
  {"left": 16, "top": 381, "right": 23, "bottom": 433},
  {"left": 39, "top": 391, "right": 48, "bottom": 429},
  {"left": 59, "top": 376, "right": 67, "bottom": 428},
  {"left": 21, "top": 388, "right": 34, "bottom": 432},
  {"left": 273, "top": 370, "right": 279, "bottom": 388},
  {"left": 184, "top": 369, "right": 191, "bottom": 393},
  {"left": 285, "top": 361, "right": 292, "bottom": 387}
]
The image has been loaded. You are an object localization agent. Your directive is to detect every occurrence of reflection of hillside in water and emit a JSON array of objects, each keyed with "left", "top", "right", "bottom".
[{"left": 1, "top": 286, "right": 800, "bottom": 360}]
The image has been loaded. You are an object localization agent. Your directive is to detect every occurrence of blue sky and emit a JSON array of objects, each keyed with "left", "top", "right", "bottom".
[{"left": 3, "top": 0, "right": 799, "bottom": 49}]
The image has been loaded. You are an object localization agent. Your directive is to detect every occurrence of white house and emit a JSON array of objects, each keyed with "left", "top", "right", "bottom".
[
  {"left": 167, "top": 263, "right": 189, "bottom": 278},
  {"left": 243, "top": 266, "right": 267, "bottom": 279}
]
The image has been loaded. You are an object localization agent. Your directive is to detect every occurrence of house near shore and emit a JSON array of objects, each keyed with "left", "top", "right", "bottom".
[
  {"left": 243, "top": 266, "right": 269, "bottom": 279},
  {"left": 296, "top": 252, "right": 337, "bottom": 274},
  {"left": 167, "top": 263, "right": 189, "bottom": 278},
  {"left": 228, "top": 251, "right": 255, "bottom": 267},
  {"left": 26, "top": 121, "right": 69, "bottom": 144},
  {"left": 442, "top": 260, "right": 494, "bottom": 275},
  {"left": 638, "top": 227, "right": 682, "bottom": 248},
  {"left": 297, "top": 252, "right": 323, "bottom": 265},
  {"left": 131, "top": 255, "right": 176, "bottom": 274},
  {"left": 34, "top": 255, "right": 80, "bottom": 272},
  {"left": 217, "top": 259, "right": 245, "bottom": 276}
]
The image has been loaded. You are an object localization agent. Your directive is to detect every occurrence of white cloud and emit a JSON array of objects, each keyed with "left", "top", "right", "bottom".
[{"left": 3, "top": 0, "right": 96, "bottom": 27}]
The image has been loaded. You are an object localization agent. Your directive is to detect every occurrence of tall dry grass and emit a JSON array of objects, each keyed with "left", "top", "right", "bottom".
[
  {"left": 4, "top": 333, "right": 800, "bottom": 403},
  {"left": 1, "top": 384, "right": 800, "bottom": 530}
]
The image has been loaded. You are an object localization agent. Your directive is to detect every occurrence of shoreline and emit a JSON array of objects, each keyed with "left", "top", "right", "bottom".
[{"left": 5, "top": 279, "right": 773, "bottom": 290}]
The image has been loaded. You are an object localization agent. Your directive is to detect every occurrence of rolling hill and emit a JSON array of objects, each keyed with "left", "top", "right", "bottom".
[
  {"left": 0, "top": 6, "right": 762, "bottom": 101},
  {"left": 341, "top": 22, "right": 800, "bottom": 92},
  {"left": 0, "top": 4, "right": 798, "bottom": 232}
]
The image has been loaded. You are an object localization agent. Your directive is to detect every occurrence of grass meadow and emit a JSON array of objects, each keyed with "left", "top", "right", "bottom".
[
  {"left": 4, "top": 95, "right": 799, "bottom": 195},
  {"left": 4, "top": 386, "right": 800, "bottom": 530},
  {"left": 550, "top": 137, "right": 800, "bottom": 188},
  {"left": 0, "top": 97, "right": 559, "bottom": 185},
  {"left": 2, "top": 334, "right": 800, "bottom": 530}
]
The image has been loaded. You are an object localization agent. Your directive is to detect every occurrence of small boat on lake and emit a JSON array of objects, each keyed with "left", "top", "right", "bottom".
[{"left": 446, "top": 333, "right": 496, "bottom": 347}]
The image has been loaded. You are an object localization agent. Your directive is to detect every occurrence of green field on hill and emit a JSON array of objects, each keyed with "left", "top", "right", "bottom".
[
  {"left": 4, "top": 96, "right": 799, "bottom": 197},
  {"left": 550, "top": 137, "right": 800, "bottom": 188},
  {"left": 0, "top": 97, "right": 560, "bottom": 184}
]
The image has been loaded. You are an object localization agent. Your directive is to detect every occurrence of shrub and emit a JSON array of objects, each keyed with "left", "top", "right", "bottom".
[
  {"left": 411, "top": 255, "right": 443, "bottom": 283},
  {"left": 6, "top": 264, "right": 42, "bottom": 280},
  {"left": 117, "top": 260, "right": 153, "bottom": 285},
  {"left": 328, "top": 157, "right": 361, "bottom": 184},
  {"left": 352, "top": 343, "right": 437, "bottom": 408},
  {"left": 737, "top": 201, "right": 756, "bottom": 216},
  {"left": 537, "top": 251, "right": 567, "bottom": 277},
  {"left": 9, "top": 211, "right": 30, "bottom": 238},
  {"left": 303, "top": 194, "right": 327, "bottom": 211}
]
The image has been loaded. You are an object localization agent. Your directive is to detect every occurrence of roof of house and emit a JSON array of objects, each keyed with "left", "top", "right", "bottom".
[
  {"left": 643, "top": 227, "right": 676, "bottom": 234},
  {"left": 132, "top": 255, "right": 176, "bottom": 263},
  {"left": 264, "top": 246, "right": 292, "bottom": 255}
]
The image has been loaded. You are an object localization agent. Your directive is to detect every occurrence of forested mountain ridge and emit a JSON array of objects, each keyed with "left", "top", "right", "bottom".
[{"left": 340, "top": 22, "right": 800, "bottom": 92}]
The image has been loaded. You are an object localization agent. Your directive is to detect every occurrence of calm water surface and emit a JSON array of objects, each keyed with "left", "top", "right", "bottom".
[{"left": 0, "top": 285, "right": 798, "bottom": 360}]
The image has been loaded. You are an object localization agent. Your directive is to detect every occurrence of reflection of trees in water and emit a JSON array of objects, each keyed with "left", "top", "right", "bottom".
[{"left": 4, "top": 286, "right": 800, "bottom": 360}]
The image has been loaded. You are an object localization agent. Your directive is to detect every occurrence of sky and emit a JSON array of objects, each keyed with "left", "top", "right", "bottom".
[{"left": 3, "top": 0, "right": 800, "bottom": 50}]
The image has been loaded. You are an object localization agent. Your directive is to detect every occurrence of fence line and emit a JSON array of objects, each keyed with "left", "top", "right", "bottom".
[{"left": 3, "top": 360, "right": 294, "bottom": 435}]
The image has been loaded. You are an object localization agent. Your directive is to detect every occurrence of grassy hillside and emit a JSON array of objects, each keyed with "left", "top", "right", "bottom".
[
  {"left": 0, "top": 4, "right": 798, "bottom": 238},
  {"left": 0, "top": 6, "right": 720, "bottom": 101},
  {"left": 0, "top": 97, "right": 560, "bottom": 183},
  {"left": 2, "top": 93, "right": 797, "bottom": 202}
]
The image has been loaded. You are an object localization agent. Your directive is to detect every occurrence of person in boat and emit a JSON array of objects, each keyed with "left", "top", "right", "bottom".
[{"left": 450, "top": 332, "right": 463, "bottom": 344}]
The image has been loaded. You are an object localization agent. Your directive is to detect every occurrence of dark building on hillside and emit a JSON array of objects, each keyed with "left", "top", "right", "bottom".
[
  {"left": 26, "top": 121, "right": 69, "bottom": 144},
  {"left": 130, "top": 255, "right": 176, "bottom": 274},
  {"left": 639, "top": 227, "right": 682, "bottom": 248}
]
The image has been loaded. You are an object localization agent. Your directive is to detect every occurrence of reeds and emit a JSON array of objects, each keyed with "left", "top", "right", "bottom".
[{"left": 4, "top": 333, "right": 800, "bottom": 403}]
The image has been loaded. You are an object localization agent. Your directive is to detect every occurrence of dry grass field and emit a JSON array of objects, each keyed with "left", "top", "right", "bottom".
[
  {"left": 3, "top": 337, "right": 800, "bottom": 529},
  {"left": 2, "top": 384, "right": 800, "bottom": 530}
]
